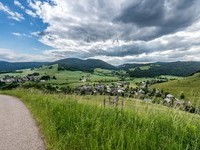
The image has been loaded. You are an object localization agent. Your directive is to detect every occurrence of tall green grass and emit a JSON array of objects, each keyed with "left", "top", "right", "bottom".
[{"left": 1, "top": 89, "right": 200, "bottom": 150}]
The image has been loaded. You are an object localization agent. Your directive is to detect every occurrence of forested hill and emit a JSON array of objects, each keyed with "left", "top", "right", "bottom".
[
  {"left": 1, "top": 59, "right": 200, "bottom": 77},
  {"left": 55, "top": 58, "right": 116, "bottom": 71},
  {"left": 121, "top": 61, "right": 200, "bottom": 77},
  {"left": 0, "top": 61, "right": 48, "bottom": 72},
  {"left": 0, "top": 58, "right": 116, "bottom": 72}
]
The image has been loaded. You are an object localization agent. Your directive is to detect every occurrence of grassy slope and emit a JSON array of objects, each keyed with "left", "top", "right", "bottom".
[
  {"left": 152, "top": 73, "right": 200, "bottom": 104},
  {"left": 0, "top": 65, "right": 182, "bottom": 89},
  {"left": 0, "top": 65, "right": 119, "bottom": 87},
  {"left": 1, "top": 89, "right": 200, "bottom": 150}
]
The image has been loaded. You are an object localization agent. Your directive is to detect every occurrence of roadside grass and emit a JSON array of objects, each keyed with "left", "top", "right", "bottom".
[{"left": 1, "top": 89, "right": 200, "bottom": 150}]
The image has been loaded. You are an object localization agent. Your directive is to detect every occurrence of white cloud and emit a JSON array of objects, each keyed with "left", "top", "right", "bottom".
[
  {"left": 25, "top": 0, "right": 200, "bottom": 64},
  {"left": 12, "top": 32, "right": 32, "bottom": 38},
  {"left": 25, "top": 9, "right": 37, "bottom": 17},
  {"left": 1, "top": 45, "right": 200, "bottom": 65},
  {"left": 14, "top": 0, "right": 25, "bottom": 9},
  {"left": 89, "top": 47, "right": 200, "bottom": 65},
  {"left": 0, "top": 2, "right": 24, "bottom": 21},
  {"left": 12, "top": 32, "right": 21, "bottom": 36},
  {"left": 0, "top": 48, "right": 54, "bottom": 62}
]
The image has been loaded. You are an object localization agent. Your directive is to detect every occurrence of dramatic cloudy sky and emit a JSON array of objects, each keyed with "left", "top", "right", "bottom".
[{"left": 0, "top": 0, "right": 200, "bottom": 65}]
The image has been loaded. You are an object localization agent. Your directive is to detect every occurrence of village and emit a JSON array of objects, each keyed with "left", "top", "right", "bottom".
[
  {"left": 0, "top": 74, "right": 39, "bottom": 83},
  {"left": 0, "top": 72, "right": 54, "bottom": 84},
  {"left": 75, "top": 80, "right": 194, "bottom": 113},
  {"left": 0, "top": 73, "right": 195, "bottom": 113}
]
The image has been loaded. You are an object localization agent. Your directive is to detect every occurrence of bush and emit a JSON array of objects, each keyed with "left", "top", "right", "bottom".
[
  {"left": 60, "top": 86, "right": 72, "bottom": 94},
  {"left": 180, "top": 92, "right": 185, "bottom": 99},
  {"left": 40, "top": 75, "right": 51, "bottom": 81},
  {"left": 52, "top": 76, "right": 57, "bottom": 80},
  {"left": 45, "top": 85, "right": 57, "bottom": 92},
  {"left": 28, "top": 72, "right": 40, "bottom": 76},
  {"left": 22, "top": 82, "right": 44, "bottom": 90},
  {"left": 0, "top": 83, "right": 20, "bottom": 90},
  {"left": 0, "top": 81, "right": 6, "bottom": 87}
]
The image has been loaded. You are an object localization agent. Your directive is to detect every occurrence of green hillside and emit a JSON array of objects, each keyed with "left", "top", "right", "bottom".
[
  {"left": 153, "top": 73, "right": 200, "bottom": 104},
  {"left": 0, "top": 64, "right": 181, "bottom": 89},
  {"left": 0, "top": 64, "right": 120, "bottom": 87},
  {"left": 56, "top": 58, "right": 116, "bottom": 71},
  {"left": 0, "top": 58, "right": 116, "bottom": 72},
  {"left": 1, "top": 64, "right": 200, "bottom": 149},
  {"left": 0, "top": 61, "right": 48, "bottom": 72},
  {"left": 122, "top": 61, "right": 200, "bottom": 77},
  {"left": 1, "top": 89, "right": 200, "bottom": 150},
  {"left": 2, "top": 60, "right": 200, "bottom": 78}
]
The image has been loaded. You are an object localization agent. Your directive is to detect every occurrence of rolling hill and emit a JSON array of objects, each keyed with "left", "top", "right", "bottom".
[
  {"left": 1, "top": 59, "right": 200, "bottom": 77},
  {"left": 0, "top": 61, "right": 48, "bottom": 72},
  {"left": 152, "top": 72, "right": 200, "bottom": 104},
  {"left": 55, "top": 58, "right": 116, "bottom": 71},
  {"left": 121, "top": 61, "right": 200, "bottom": 77},
  {"left": 0, "top": 58, "right": 116, "bottom": 72}
]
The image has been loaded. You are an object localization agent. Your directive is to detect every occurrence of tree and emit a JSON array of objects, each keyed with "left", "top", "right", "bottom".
[
  {"left": 40, "top": 75, "right": 50, "bottom": 81},
  {"left": 0, "top": 81, "right": 5, "bottom": 88}
]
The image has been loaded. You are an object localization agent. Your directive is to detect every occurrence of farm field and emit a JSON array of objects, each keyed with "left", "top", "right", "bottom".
[
  {"left": 0, "top": 65, "right": 120, "bottom": 87},
  {"left": 0, "top": 64, "right": 182, "bottom": 89},
  {"left": 129, "top": 65, "right": 152, "bottom": 71},
  {"left": 1, "top": 89, "right": 200, "bottom": 150}
]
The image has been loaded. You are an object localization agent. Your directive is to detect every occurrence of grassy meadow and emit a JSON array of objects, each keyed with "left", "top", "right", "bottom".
[
  {"left": 0, "top": 64, "right": 118, "bottom": 88},
  {"left": 153, "top": 73, "right": 200, "bottom": 104},
  {"left": 0, "top": 64, "right": 182, "bottom": 89},
  {"left": 0, "top": 64, "right": 120, "bottom": 87},
  {"left": 1, "top": 88, "right": 200, "bottom": 150}
]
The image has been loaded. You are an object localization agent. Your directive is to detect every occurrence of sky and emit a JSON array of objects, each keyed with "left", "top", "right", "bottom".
[{"left": 0, "top": 0, "right": 200, "bottom": 65}]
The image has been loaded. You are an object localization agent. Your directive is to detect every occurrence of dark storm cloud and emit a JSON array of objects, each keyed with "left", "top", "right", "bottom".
[
  {"left": 28, "top": 0, "right": 200, "bottom": 64},
  {"left": 116, "top": 0, "right": 164, "bottom": 26},
  {"left": 115, "top": 0, "right": 200, "bottom": 39},
  {"left": 66, "top": 24, "right": 117, "bottom": 43},
  {"left": 52, "top": 0, "right": 200, "bottom": 42},
  {"left": 90, "top": 44, "right": 149, "bottom": 57}
]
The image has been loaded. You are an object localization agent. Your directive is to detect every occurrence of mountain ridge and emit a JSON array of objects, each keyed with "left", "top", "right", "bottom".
[
  {"left": 55, "top": 58, "right": 116, "bottom": 71},
  {"left": 1, "top": 58, "right": 200, "bottom": 77},
  {"left": 0, "top": 61, "right": 49, "bottom": 72}
]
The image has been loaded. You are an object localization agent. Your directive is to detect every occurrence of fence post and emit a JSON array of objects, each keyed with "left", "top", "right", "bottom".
[
  {"left": 103, "top": 98, "right": 106, "bottom": 107},
  {"left": 109, "top": 96, "right": 111, "bottom": 106},
  {"left": 122, "top": 98, "right": 124, "bottom": 109},
  {"left": 115, "top": 96, "right": 119, "bottom": 107}
]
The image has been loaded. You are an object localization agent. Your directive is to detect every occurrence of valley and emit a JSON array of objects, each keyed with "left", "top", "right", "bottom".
[
  {"left": 1, "top": 1, "right": 200, "bottom": 149},
  {"left": 1, "top": 59, "right": 200, "bottom": 150}
]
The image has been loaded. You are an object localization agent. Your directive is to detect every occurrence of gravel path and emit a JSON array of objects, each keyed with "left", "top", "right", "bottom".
[{"left": 0, "top": 95, "right": 45, "bottom": 150}]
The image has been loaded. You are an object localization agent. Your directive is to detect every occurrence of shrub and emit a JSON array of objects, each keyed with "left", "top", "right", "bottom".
[
  {"left": 180, "top": 92, "right": 185, "bottom": 99},
  {"left": 40, "top": 75, "right": 51, "bottom": 81}
]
